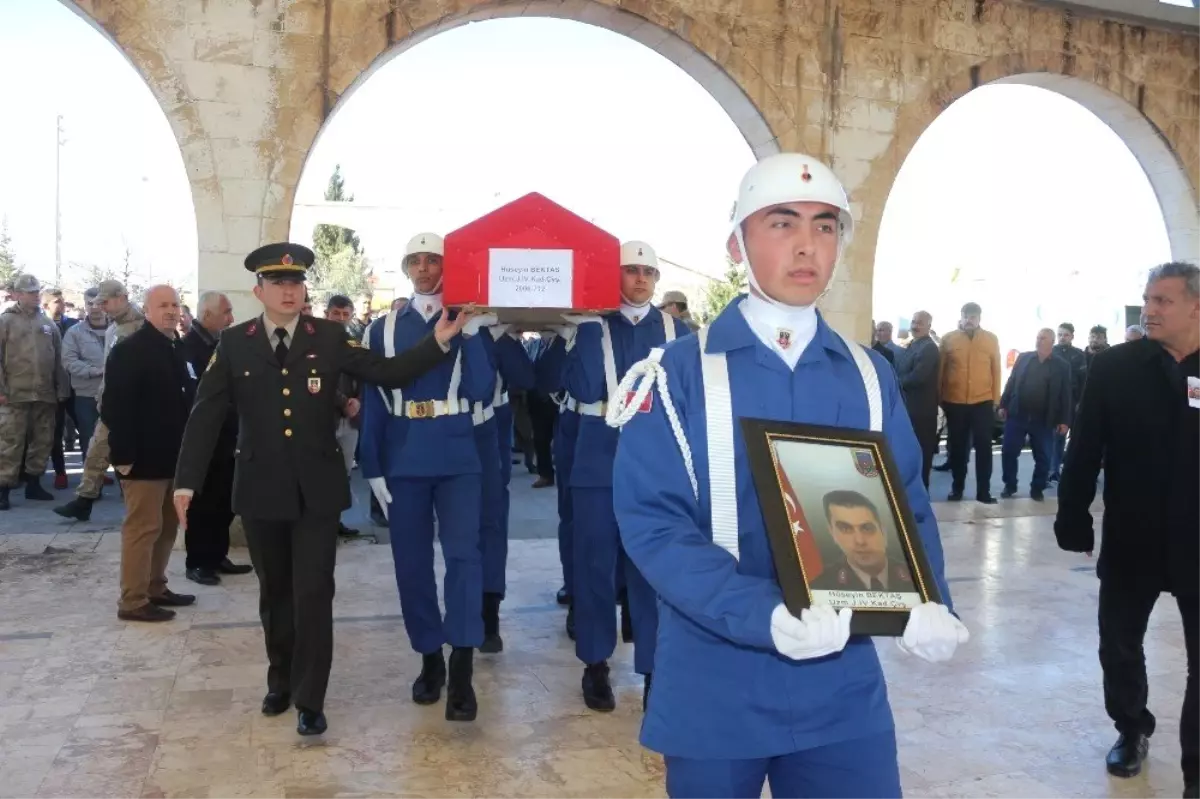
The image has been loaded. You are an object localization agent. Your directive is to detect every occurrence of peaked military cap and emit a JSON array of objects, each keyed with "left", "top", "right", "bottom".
[{"left": 245, "top": 242, "right": 315, "bottom": 280}]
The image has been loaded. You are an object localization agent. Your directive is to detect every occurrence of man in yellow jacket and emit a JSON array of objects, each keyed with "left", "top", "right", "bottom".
[{"left": 938, "top": 302, "right": 1001, "bottom": 503}]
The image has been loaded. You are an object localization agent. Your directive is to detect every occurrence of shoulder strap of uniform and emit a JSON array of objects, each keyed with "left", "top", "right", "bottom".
[
  {"left": 698, "top": 326, "right": 739, "bottom": 560},
  {"left": 599, "top": 317, "right": 619, "bottom": 403},
  {"left": 832, "top": 329, "right": 883, "bottom": 432}
]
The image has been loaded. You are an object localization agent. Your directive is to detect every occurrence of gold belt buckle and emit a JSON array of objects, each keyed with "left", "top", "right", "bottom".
[{"left": 407, "top": 400, "right": 436, "bottom": 419}]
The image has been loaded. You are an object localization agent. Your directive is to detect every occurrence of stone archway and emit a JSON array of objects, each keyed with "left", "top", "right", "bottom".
[{"left": 856, "top": 55, "right": 1199, "bottom": 334}]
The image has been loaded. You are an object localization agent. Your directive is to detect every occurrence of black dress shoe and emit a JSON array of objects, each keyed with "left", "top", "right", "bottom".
[
  {"left": 296, "top": 707, "right": 327, "bottom": 736},
  {"left": 186, "top": 568, "right": 220, "bottom": 586},
  {"left": 977, "top": 495, "right": 998, "bottom": 505},
  {"left": 933, "top": 461, "right": 951, "bottom": 472},
  {"left": 947, "top": 491, "right": 963, "bottom": 502},
  {"left": 1000, "top": 488, "right": 1017, "bottom": 499},
  {"left": 412, "top": 650, "right": 446, "bottom": 705},
  {"left": 261, "top": 692, "right": 291, "bottom": 716},
  {"left": 218, "top": 558, "right": 253, "bottom": 575},
  {"left": 445, "top": 647, "right": 477, "bottom": 722},
  {"left": 1105, "top": 733, "right": 1149, "bottom": 778},
  {"left": 556, "top": 586, "right": 570, "bottom": 606},
  {"left": 480, "top": 593, "right": 503, "bottom": 654},
  {"left": 150, "top": 589, "right": 196, "bottom": 607},
  {"left": 582, "top": 661, "right": 615, "bottom": 712}
]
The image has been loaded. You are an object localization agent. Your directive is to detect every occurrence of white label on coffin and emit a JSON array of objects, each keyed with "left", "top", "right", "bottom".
[{"left": 488, "top": 248, "right": 573, "bottom": 308}]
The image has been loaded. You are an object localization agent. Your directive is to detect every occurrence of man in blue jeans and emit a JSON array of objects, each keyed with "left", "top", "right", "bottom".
[{"left": 998, "top": 327, "right": 1072, "bottom": 500}]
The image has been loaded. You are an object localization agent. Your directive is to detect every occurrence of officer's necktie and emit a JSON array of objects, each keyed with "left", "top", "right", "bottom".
[
  {"left": 870, "top": 576, "right": 885, "bottom": 591},
  {"left": 274, "top": 327, "right": 288, "bottom": 365}
]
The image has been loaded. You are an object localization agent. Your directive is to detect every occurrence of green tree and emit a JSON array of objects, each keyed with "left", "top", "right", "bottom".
[
  {"left": 309, "top": 165, "right": 372, "bottom": 300},
  {"left": 700, "top": 257, "right": 747, "bottom": 322},
  {"left": 0, "top": 218, "right": 19, "bottom": 289}
]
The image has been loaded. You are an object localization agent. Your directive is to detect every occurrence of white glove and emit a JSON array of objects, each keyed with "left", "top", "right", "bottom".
[
  {"left": 462, "top": 313, "right": 499, "bottom": 337},
  {"left": 561, "top": 313, "right": 602, "bottom": 326},
  {"left": 367, "top": 477, "right": 392, "bottom": 520},
  {"left": 896, "top": 602, "right": 969, "bottom": 663},
  {"left": 488, "top": 323, "right": 513, "bottom": 340},
  {"left": 770, "top": 603, "right": 853, "bottom": 661}
]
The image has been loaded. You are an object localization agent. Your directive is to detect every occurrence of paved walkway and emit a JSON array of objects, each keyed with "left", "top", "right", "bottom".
[{"left": 0, "top": 456, "right": 1187, "bottom": 798}]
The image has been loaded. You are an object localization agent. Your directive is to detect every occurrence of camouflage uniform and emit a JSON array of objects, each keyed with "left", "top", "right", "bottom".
[
  {"left": 75, "top": 304, "right": 145, "bottom": 499},
  {"left": 0, "top": 302, "right": 69, "bottom": 487}
]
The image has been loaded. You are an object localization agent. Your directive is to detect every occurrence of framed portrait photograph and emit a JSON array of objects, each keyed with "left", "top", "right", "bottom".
[{"left": 741, "top": 418, "right": 942, "bottom": 637}]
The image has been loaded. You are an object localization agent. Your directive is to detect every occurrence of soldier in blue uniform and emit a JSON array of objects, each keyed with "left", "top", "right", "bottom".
[
  {"left": 359, "top": 232, "right": 497, "bottom": 722},
  {"left": 473, "top": 322, "right": 535, "bottom": 652},
  {"left": 610, "top": 154, "right": 970, "bottom": 798},
  {"left": 561, "top": 241, "right": 692, "bottom": 712},
  {"left": 532, "top": 331, "right": 578, "bottom": 636}
]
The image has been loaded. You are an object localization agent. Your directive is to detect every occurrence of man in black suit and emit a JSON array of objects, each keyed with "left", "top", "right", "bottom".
[
  {"left": 997, "top": 328, "right": 1072, "bottom": 501},
  {"left": 896, "top": 311, "right": 940, "bottom": 487},
  {"left": 809, "top": 490, "right": 914, "bottom": 593},
  {"left": 1055, "top": 261, "right": 1199, "bottom": 795},
  {"left": 179, "top": 291, "right": 252, "bottom": 585},
  {"left": 173, "top": 242, "right": 473, "bottom": 737}
]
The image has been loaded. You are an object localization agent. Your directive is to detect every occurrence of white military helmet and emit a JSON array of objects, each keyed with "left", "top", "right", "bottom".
[
  {"left": 404, "top": 232, "right": 444, "bottom": 258},
  {"left": 620, "top": 240, "right": 658, "bottom": 269},
  {"left": 729, "top": 153, "right": 854, "bottom": 309},
  {"left": 730, "top": 153, "right": 853, "bottom": 245}
]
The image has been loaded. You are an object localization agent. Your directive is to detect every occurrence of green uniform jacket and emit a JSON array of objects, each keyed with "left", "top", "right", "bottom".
[{"left": 175, "top": 314, "right": 448, "bottom": 521}]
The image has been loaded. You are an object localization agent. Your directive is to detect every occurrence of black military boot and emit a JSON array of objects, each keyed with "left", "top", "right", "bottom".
[
  {"left": 411, "top": 650, "right": 446, "bottom": 705},
  {"left": 445, "top": 647, "right": 477, "bottom": 722},
  {"left": 24, "top": 475, "right": 53, "bottom": 501},
  {"left": 0, "top": 487, "right": 10, "bottom": 511},
  {"left": 1106, "top": 733, "right": 1150, "bottom": 778},
  {"left": 582, "top": 661, "right": 615, "bottom": 712},
  {"left": 642, "top": 672, "right": 653, "bottom": 712},
  {"left": 480, "top": 592, "right": 503, "bottom": 654},
  {"left": 53, "top": 496, "right": 93, "bottom": 521}
]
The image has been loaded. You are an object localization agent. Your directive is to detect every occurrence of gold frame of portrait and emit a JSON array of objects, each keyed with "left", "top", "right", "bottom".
[{"left": 742, "top": 417, "right": 942, "bottom": 637}]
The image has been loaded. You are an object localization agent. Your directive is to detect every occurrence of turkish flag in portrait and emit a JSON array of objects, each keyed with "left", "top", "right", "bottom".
[{"left": 779, "top": 467, "right": 823, "bottom": 580}]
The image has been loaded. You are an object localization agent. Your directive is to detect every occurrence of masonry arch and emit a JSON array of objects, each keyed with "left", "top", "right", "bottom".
[{"left": 861, "top": 60, "right": 1199, "bottom": 329}]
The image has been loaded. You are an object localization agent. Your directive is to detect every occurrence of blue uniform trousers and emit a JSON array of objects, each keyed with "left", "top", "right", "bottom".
[
  {"left": 664, "top": 731, "right": 902, "bottom": 799},
  {"left": 495, "top": 403, "right": 514, "bottom": 543},
  {"left": 1000, "top": 414, "right": 1054, "bottom": 493},
  {"left": 386, "top": 475, "right": 484, "bottom": 654},
  {"left": 554, "top": 411, "right": 578, "bottom": 595},
  {"left": 572, "top": 486, "right": 657, "bottom": 670},
  {"left": 473, "top": 417, "right": 506, "bottom": 597}
]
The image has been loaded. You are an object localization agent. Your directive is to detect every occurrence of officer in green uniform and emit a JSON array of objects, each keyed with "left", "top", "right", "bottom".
[{"left": 173, "top": 242, "right": 473, "bottom": 737}]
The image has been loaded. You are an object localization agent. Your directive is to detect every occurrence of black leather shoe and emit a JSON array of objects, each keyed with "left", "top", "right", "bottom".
[
  {"left": 412, "top": 650, "right": 446, "bottom": 705},
  {"left": 218, "top": 558, "right": 253, "bottom": 575},
  {"left": 261, "top": 692, "right": 291, "bottom": 716},
  {"left": 150, "top": 589, "right": 196, "bottom": 607},
  {"left": 582, "top": 661, "right": 615, "bottom": 712},
  {"left": 296, "top": 707, "right": 327, "bottom": 736},
  {"left": 947, "top": 491, "right": 963, "bottom": 502},
  {"left": 445, "top": 647, "right": 477, "bottom": 722},
  {"left": 1105, "top": 733, "right": 1149, "bottom": 778},
  {"left": 186, "top": 568, "right": 220, "bottom": 586},
  {"left": 1030, "top": 489, "right": 1045, "bottom": 502},
  {"left": 977, "top": 495, "right": 998, "bottom": 505},
  {"left": 1000, "top": 488, "right": 1017, "bottom": 499},
  {"left": 556, "top": 586, "right": 570, "bottom": 605},
  {"left": 480, "top": 593, "right": 503, "bottom": 654}
]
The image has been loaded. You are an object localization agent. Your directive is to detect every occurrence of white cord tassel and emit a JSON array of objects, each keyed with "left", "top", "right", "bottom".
[{"left": 605, "top": 348, "right": 699, "bottom": 500}]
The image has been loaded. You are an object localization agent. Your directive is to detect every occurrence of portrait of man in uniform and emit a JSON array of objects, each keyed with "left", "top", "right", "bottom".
[{"left": 809, "top": 490, "right": 914, "bottom": 594}]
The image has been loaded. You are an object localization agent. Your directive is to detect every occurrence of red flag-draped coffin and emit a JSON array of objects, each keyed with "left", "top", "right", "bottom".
[{"left": 443, "top": 192, "right": 620, "bottom": 323}]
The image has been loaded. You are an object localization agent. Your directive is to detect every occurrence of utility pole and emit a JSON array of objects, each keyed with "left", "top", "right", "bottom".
[{"left": 54, "top": 115, "right": 64, "bottom": 288}]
